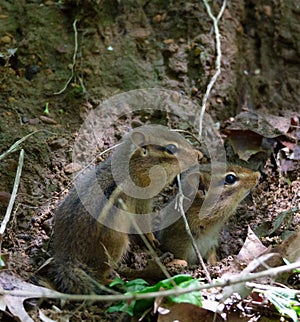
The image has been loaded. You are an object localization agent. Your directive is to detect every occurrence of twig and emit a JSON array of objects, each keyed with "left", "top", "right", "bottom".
[
  {"left": 176, "top": 174, "right": 211, "bottom": 283},
  {"left": 0, "top": 150, "right": 24, "bottom": 243},
  {"left": 54, "top": 19, "right": 78, "bottom": 95},
  {"left": 1, "top": 261, "right": 299, "bottom": 302},
  {"left": 247, "top": 282, "right": 300, "bottom": 294},
  {"left": 198, "top": 0, "right": 226, "bottom": 137}
]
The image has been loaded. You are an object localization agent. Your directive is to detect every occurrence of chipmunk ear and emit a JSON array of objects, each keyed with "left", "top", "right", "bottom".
[{"left": 130, "top": 131, "right": 146, "bottom": 147}]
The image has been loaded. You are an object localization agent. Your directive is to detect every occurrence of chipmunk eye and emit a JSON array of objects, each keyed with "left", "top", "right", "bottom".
[
  {"left": 165, "top": 144, "right": 178, "bottom": 155},
  {"left": 224, "top": 173, "right": 238, "bottom": 185}
]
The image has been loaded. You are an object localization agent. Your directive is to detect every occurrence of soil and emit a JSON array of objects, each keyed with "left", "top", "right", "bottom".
[{"left": 0, "top": 0, "right": 299, "bottom": 321}]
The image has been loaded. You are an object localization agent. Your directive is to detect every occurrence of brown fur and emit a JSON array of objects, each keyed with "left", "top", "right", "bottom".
[
  {"left": 158, "top": 165, "right": 260, "bottom": 264},
  {"left": 50, "top": 125, "right": 201, "bottom": 294}
]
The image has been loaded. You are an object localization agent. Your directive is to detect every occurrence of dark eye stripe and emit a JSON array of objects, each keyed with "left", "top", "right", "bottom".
[{"left": 140, "top": 144, "right": 178, "bottom": 155}]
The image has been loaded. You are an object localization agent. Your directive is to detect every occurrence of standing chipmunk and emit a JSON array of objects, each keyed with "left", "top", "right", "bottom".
[
  {"left": 157, "top": 164, "right": 260, "bottom": 264},
  {"left": 50, "top": 125, "right": 201, "bottom": 294}
]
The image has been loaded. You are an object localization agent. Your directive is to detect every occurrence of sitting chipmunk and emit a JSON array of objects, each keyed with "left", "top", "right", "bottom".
[
  {"left": 157, "top": 164, "right": 260, "bottom": 264},
  {"left": 50, "top": 125, "right": 201, "bottom": 294}
]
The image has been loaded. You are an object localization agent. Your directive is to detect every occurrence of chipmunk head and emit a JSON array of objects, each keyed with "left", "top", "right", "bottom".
[
  {"left": 196, "top": 164, "right": 260, "bottom": 223},
  {"left": 112, "top": 124, "right": 202, "bottom": 199}
]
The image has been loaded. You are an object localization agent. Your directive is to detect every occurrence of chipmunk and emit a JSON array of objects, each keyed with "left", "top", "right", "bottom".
[
  {"left": 157, "top": 164, "right": 260, "bottom": 264},
  {"left": 50, "top": 125, "right": 201, "bottom": 294}
]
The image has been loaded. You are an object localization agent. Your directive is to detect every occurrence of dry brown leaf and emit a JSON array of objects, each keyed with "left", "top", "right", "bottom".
[
  {"left": 0, "top": 270, "right": 52, "bottom": 322},
  {"left": 274, "top": 229, "right": 300, "bottom": 263},
  {"left": 157, "top": 302, "right": 223, "bottom": 322},
  {"left": 224, "top": 129, "right": 265, "bottom": 161},
  {"left": 237, "top": 226, "right": 268, "bottom": 264},
  {"left": 226, "top": 111, "right": 290, "bottom": 137},
  {"left": 223, "top": 111, "right": 295, "bottom": 162}
]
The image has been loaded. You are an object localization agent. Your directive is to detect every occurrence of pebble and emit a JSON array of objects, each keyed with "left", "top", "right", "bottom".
[
  {"left": 153, "top": 14, "right": 162, "bottom": 23},
  {"left": 49, "top": 138, "right": 68, "bottom": 149},
  {"left": 28, "top": 118, "right": 39, "bottom": 125},
  {"left": 191, "top": 87, "right": 198, "bottom": 95},
  {"left": 0, "top": 191, "right": 11, "bottom": 206},
  {"left": 166, "top": 259, "right": 188, "bottom": 267},
  {"left": 163, "top": 38, "right": 174, "bottom": 45},
  {"left": 1, "top": 35, "right": 11, "bottom": 44},
  {"left": 39, "top": 115, "right": 57, "bottom": 124},
  {"left": 64, "top": 162, "right": 82, "bottom": 174},
  {"left": 22, "top": 116, "right": 29, "bottom": 123},
  {"left": 25, "top": 65, "right": 40, "bottom": 80}
]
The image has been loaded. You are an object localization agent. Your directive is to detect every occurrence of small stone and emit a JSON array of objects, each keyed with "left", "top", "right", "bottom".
[
  {"left": 216, "top": 97, "right": 223, "bottom": 104},
  {"left": 56, "top": 44, "right": 68, "bottom": 54},
  {"left": 25, "top": 65, "right": 40, "bottom": 81},
  {"left": 1, "top": 35, "right": 11, "bottom": 44},
  {"left": 40, "top": 115, "right": 57, "bottom": 124},
  {"left": 28, "top": 118, "right": 39, "bottom": 125},
  {"left": 45, "top": 68, "right": 53, "bottom": 76},
  {"left": 163, "top": 38, "right": 174, "bottom": 45},
  {"left": 49, "top": 138, "right": 68, "bottom": 149},
  {"left": 0, "top": 191, "right": 11, "bottom": 206},
  {"left": 166, "top": 259, "right": 188, "bottom": 267},
  {"left": 191, "top": 87, "right": 198, "bottom": 94},
  {"left": 129, "top": 28, "right": 151, "bottom": 40},
  {"left": 22, "top": 116, "right": 29, "bottom": 123},
  {"left": 64, "top": 162, "right": 82, "bottom": 174},
  {"left": 263, "top": 5, "right": 272, "bottom": 17},
  {"left": 44, "top": 1, "right": 55, "bottom": 5},
  {"left": 42, "top": 219, "right": 52, "bottom": 234},
  {"left": 8, "top": 97, "right": 16, "bottom": 102},
  {"left": 153, "top": 14, "right": 162, "bottom": 23}
]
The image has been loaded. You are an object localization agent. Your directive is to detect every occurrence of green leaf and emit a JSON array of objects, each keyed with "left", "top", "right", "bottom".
[
  {"left": 282, "top": 258, "right": 300, "bottom": 273},
  {"left": 125, "top": 278, "right": 149, "bottom": 291},
  {"left": 107, "top": 299, "right": 135, "bottom": 316},
  {"left": 260, "top": 287, "right": 300, "bottom": 322},
  {"left": 107, "top": 274, "right": 202, "bottom": 317},
  {"left": 109, "top": 276, "right": 125, "bottom": 287},
  {"left": 168, "top": 279, "right": 202, "bottom": 306}
]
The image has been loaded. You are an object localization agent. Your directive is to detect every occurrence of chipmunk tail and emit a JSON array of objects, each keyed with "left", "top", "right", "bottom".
[{"left": 38, "top": 257, "right": 112, "bottom": 295}]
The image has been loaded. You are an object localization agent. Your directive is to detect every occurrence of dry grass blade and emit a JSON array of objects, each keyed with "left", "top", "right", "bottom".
[{"left": 0, "top": 149, "right": 24, "bottom": 239}]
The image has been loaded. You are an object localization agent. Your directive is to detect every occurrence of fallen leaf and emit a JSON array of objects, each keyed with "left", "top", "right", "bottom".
[
  {"left": 225, "top": 130, "right": 265, "bottom": 161},
  {"left": 221, "top": 253, "right": 276, "bottom": 303},
  {"left": 274, "top": 228, "right": 300, "bottom": 263},
  {"left": 223, "top": 112, "right": 296, "bottom": 163},
  {"left": 157, "top": 302, "right": 223, "bottom": 322},
  {"left": 254, "top": 208, "right": 295, "bottom": 238},
  {"left": 0, "top": 270, "right": 52, "bottom": 322},
  {"left": 226, "top": 111, "right": 290, "bottom": 137},
  {"left": 237, "top": 226, "right": 267, "bottom": 264}
]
